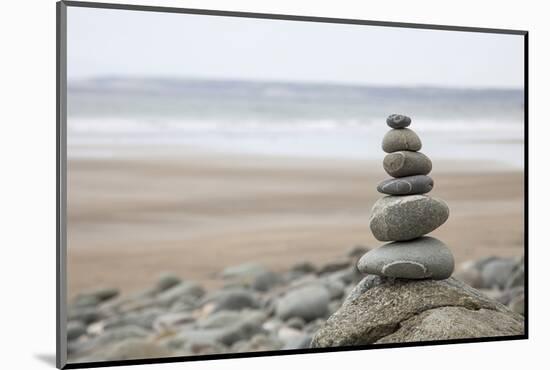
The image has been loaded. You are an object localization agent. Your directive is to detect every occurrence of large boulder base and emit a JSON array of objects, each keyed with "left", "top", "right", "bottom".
[{"left": 311, "top": 277, "right": 524, "bottom": 347}]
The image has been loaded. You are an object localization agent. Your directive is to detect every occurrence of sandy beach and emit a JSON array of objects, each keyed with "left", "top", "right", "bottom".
[{"left": 66, "top": 149, "right": 524, "bottom": 298}]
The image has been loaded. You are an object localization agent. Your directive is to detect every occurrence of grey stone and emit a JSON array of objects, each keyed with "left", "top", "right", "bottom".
[
  {"left": 67, "top": 320, "right": 87, "bottom": 341},
  {"left": 95, "top": 325, "right": 150, "bottom": 346},
  {"left": 472, "top": 256, "right": 500, "bottom": 271},
  {"left": 164, "top": 330, "right": 221, "bottom": 351},
  {"left": 386, "top": 114, "right": 411, "bottom": 129},
  {"left": 73, "top": 288, "right": 119, "bottom": 306},
  {"left": 453, "top": 266, "right": 483, "bottom": 289},
  {"left": 103, "top": 308, "right": 163, "bottom": 331},
  {"left": 155, "top": 273, "right": 182, "bottom": 292},
  {"left": 184, "top": 340, "right": 228, "bottom": 355},
  {"left": 68, "top": 306, "right": 103, "bottom": 325},
  {"left": 262, "top": 318, "right": 284, "bottom": 333},
  {"left": 111, "top": 294, "right": 159, "bottom": 314},
  {"left": 72, "top": 295, "right": 100, "bottom": 308},
  {"left": 286, "top": 275, "right": 321, "bottom": 290},
  {"left": 377, "top": 175, "right": 433, "bottom": 195},
  {"left": 357, "top": 237, "right": 454, "bottom": 280},
  {"left": 252, "top": 271, "right": 283, "bottom": 292},
  {"left": 153, "top": 311, "right": 195, "bottom": 331},
  {"left": 275, "top": 285, "right": 330, "bottom": 322},
  {"left": 311, "top": 277, "right": 524, "bottom": 347},
  {"left": 221, "top": 263, "right": 268, "bottom": 280},
  {"left": 171, "top": 311, "right": 266, "bottom": 346},
  {"left": 289, "top": 261, "right": 317, "bottom": 275},
  {"left": 221, "top": 263, "right": 282, "bottom": 292},
  {"left": 286, "top": 317, "right": 306, "bottom": 330},
  {"left": 481, "top": 259, "right": 517, "bottom": 289},
  {"left": 322, "top": 279, "right": 346, "bottom": 300},
  {"left": 376, "top": 306, "right": 524, "bottom": 344},
  {"left": 382, "top": 128, "right": 422, "bottom": 153},
  {"left": 202, "top": 288, "right": 261, "bottom": 312},
  {"left": 156, "top": 281, "right": 205, "bottom": 306},
  {"left": 197, "top": 311, "right": 243, "bottom": 329},
  {"left": 383, "top": 151, "right": 432, "bottom": 178},
  {"left": 169, "top": 298, "right": 196, "bottom": 313},
  {"left": 369, "top": 195, "right": 449, "bottom": 241}
]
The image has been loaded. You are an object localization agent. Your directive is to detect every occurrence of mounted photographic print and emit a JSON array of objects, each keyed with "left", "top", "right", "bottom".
[{"left": 56, "top": 1, "right": 528, "bottom": 368}]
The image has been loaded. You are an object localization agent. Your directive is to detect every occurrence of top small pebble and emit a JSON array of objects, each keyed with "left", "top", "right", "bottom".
[{"left": 386, "top": 114, "right": 411, "bottom": 129}]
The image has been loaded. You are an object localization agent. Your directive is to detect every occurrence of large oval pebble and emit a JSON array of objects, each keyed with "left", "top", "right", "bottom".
[
  {"left": 369, "top": 195, "right": 449, "bottom": 241},
  {"left": 382, "top": 128, "right": 422, "bottom": 153},
  {"left": 383, "top": 151, "right": 432, "bottom": 178},
  {"left": 377, "top": 175, "right": 433, "bottom": 195},
  {"left": 357, "top": 236, "right": 454, "bottom": 280}
]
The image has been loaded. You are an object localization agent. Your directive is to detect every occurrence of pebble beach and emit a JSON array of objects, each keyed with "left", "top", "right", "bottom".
[{"left": 66, "top": 250, "right": 524, "bottom": 362}]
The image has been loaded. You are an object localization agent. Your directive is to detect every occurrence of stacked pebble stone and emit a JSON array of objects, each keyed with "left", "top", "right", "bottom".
[{"left": 357, "top": 114, "right": 455, "bottom": 280}]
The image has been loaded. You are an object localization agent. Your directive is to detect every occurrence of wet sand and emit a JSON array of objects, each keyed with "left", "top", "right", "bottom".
[{"left": 66, "top": 150, "right": 524, "bottom": 297}]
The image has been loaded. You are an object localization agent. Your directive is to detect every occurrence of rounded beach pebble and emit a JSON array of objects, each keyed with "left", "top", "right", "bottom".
[
  {"left": 382, "top": 128, "right": 422, "bottom": 153},
  {"left": 377, "top": 175, "right": 433, "bottom": 195},
  {"left": 386, "top": 114, "right": 411, "bottom": 129},
  {"left": 357, "top": 236, "right": 454, "bottom": 279},
  {"left": 275, "top": 285, "right": 330, "bottom": 322},
  {"left": 369, "top": 195, "right": 449, "bottom": 241},
  {"left": 383, "top": 151, "right": 432, "bottom": 178}
]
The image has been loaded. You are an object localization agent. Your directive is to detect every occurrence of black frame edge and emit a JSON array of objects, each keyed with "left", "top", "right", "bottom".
[
  {"left": 61, "top": 0, "right": 527, "bottom": 35},
  {"left": 523, "top": 32, "right": 529, "bottom": 338}
]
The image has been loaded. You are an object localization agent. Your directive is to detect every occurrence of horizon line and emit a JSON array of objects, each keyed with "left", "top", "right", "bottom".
[{"left": 67, "top": 74, "right": 524, "bottom": 91}]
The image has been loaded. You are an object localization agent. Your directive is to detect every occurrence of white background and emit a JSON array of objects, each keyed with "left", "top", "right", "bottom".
[{"left": 0, "top": 0, "right": 544, "bottom": 369}]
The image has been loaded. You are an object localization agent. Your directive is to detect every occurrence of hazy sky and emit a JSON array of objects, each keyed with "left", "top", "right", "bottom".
[{"left": 67, "top": 6, "right": 524, "bottom": 88}]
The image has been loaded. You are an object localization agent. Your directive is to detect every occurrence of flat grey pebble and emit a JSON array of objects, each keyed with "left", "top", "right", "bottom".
[
  {"left": 357, "top": 236, "right": 454, "bottom": 280},
  {"left": 377, "top": 175, "right": 433, "bottom": 195}
]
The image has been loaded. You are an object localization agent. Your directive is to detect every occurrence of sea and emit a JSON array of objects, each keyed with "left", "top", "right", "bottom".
[{"left": 67, "top": 78, "right": 525, "bottom": 168}]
